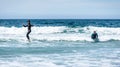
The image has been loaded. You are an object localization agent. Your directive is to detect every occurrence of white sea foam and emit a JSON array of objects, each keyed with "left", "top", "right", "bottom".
[
  {"left": 0, "top": 61, "right": 64, "bottom": 67},
  {"left": 0, "top": 26, "right": 120, "bottom": 42},
  {"left": 1, "top": 52, "right": 119, "bottom": 67}
]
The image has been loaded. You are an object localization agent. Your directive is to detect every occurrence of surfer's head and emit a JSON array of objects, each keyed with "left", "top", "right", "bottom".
[
  {"left": 94, "top": 31, "right": 96, "bottom": 33},
  {"left": 27, "top": 20, "right": 31, "bottom": 25},
  {"left": 27, "top": 20, "right": 30, "bottom": 22}
]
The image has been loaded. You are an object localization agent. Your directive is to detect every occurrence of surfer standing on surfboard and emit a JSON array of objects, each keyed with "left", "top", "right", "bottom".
[
  {"left": 91, "top": 31, "right": 99, "bottom": 41},
  {"left": 23, "top": 20, "right": 33, "bottom": 42}
]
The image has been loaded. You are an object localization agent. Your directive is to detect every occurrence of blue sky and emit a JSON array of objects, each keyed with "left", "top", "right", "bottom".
[{"left": 0, "top": 0, "right": 120, "bottom": 19}]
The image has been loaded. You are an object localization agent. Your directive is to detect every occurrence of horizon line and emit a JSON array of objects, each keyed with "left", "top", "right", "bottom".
[{"left": 0, "top": 18, "right": 120, "bottom": 20}]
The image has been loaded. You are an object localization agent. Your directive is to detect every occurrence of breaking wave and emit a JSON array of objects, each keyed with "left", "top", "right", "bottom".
[{"left": 0, "top": 26, "right": 120, "bottom": 42}]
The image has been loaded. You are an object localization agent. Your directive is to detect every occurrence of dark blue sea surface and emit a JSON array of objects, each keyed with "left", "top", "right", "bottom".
[{"left": 0, "top": 19, "right": 120, "bottom": 27}]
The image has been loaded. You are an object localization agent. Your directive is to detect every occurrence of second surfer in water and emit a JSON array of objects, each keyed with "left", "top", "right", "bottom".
[
  {"left": 23, "top": 20, "right": 33, "bottom": 42},
  {"left": 91, "top": 31, "right": 99, "bottom": 42}
]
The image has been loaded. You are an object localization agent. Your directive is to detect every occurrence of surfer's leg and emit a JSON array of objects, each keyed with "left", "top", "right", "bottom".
[{"left": 26, "top": 30, "right": 31, "bottom": 41}]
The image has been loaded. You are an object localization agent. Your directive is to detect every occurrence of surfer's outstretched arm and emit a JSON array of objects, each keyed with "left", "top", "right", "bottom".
[{"left": 23, "top": 25, "right": 28, "bottom": 27}]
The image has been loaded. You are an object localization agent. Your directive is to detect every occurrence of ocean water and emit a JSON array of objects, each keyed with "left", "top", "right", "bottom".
[{"left": 0, "top": 19, "right": 120, "bottom": 67}]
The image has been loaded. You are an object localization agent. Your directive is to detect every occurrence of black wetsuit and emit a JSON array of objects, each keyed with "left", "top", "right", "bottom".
[
  {"left": 91, "top": 33, "right": 98, "bottom": 39},
  {"left": 26, "top": 25, "right": 32, "bottom": 41},
  {"left": 23, "top": 23, "right": 33, "bottom": 41}
]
